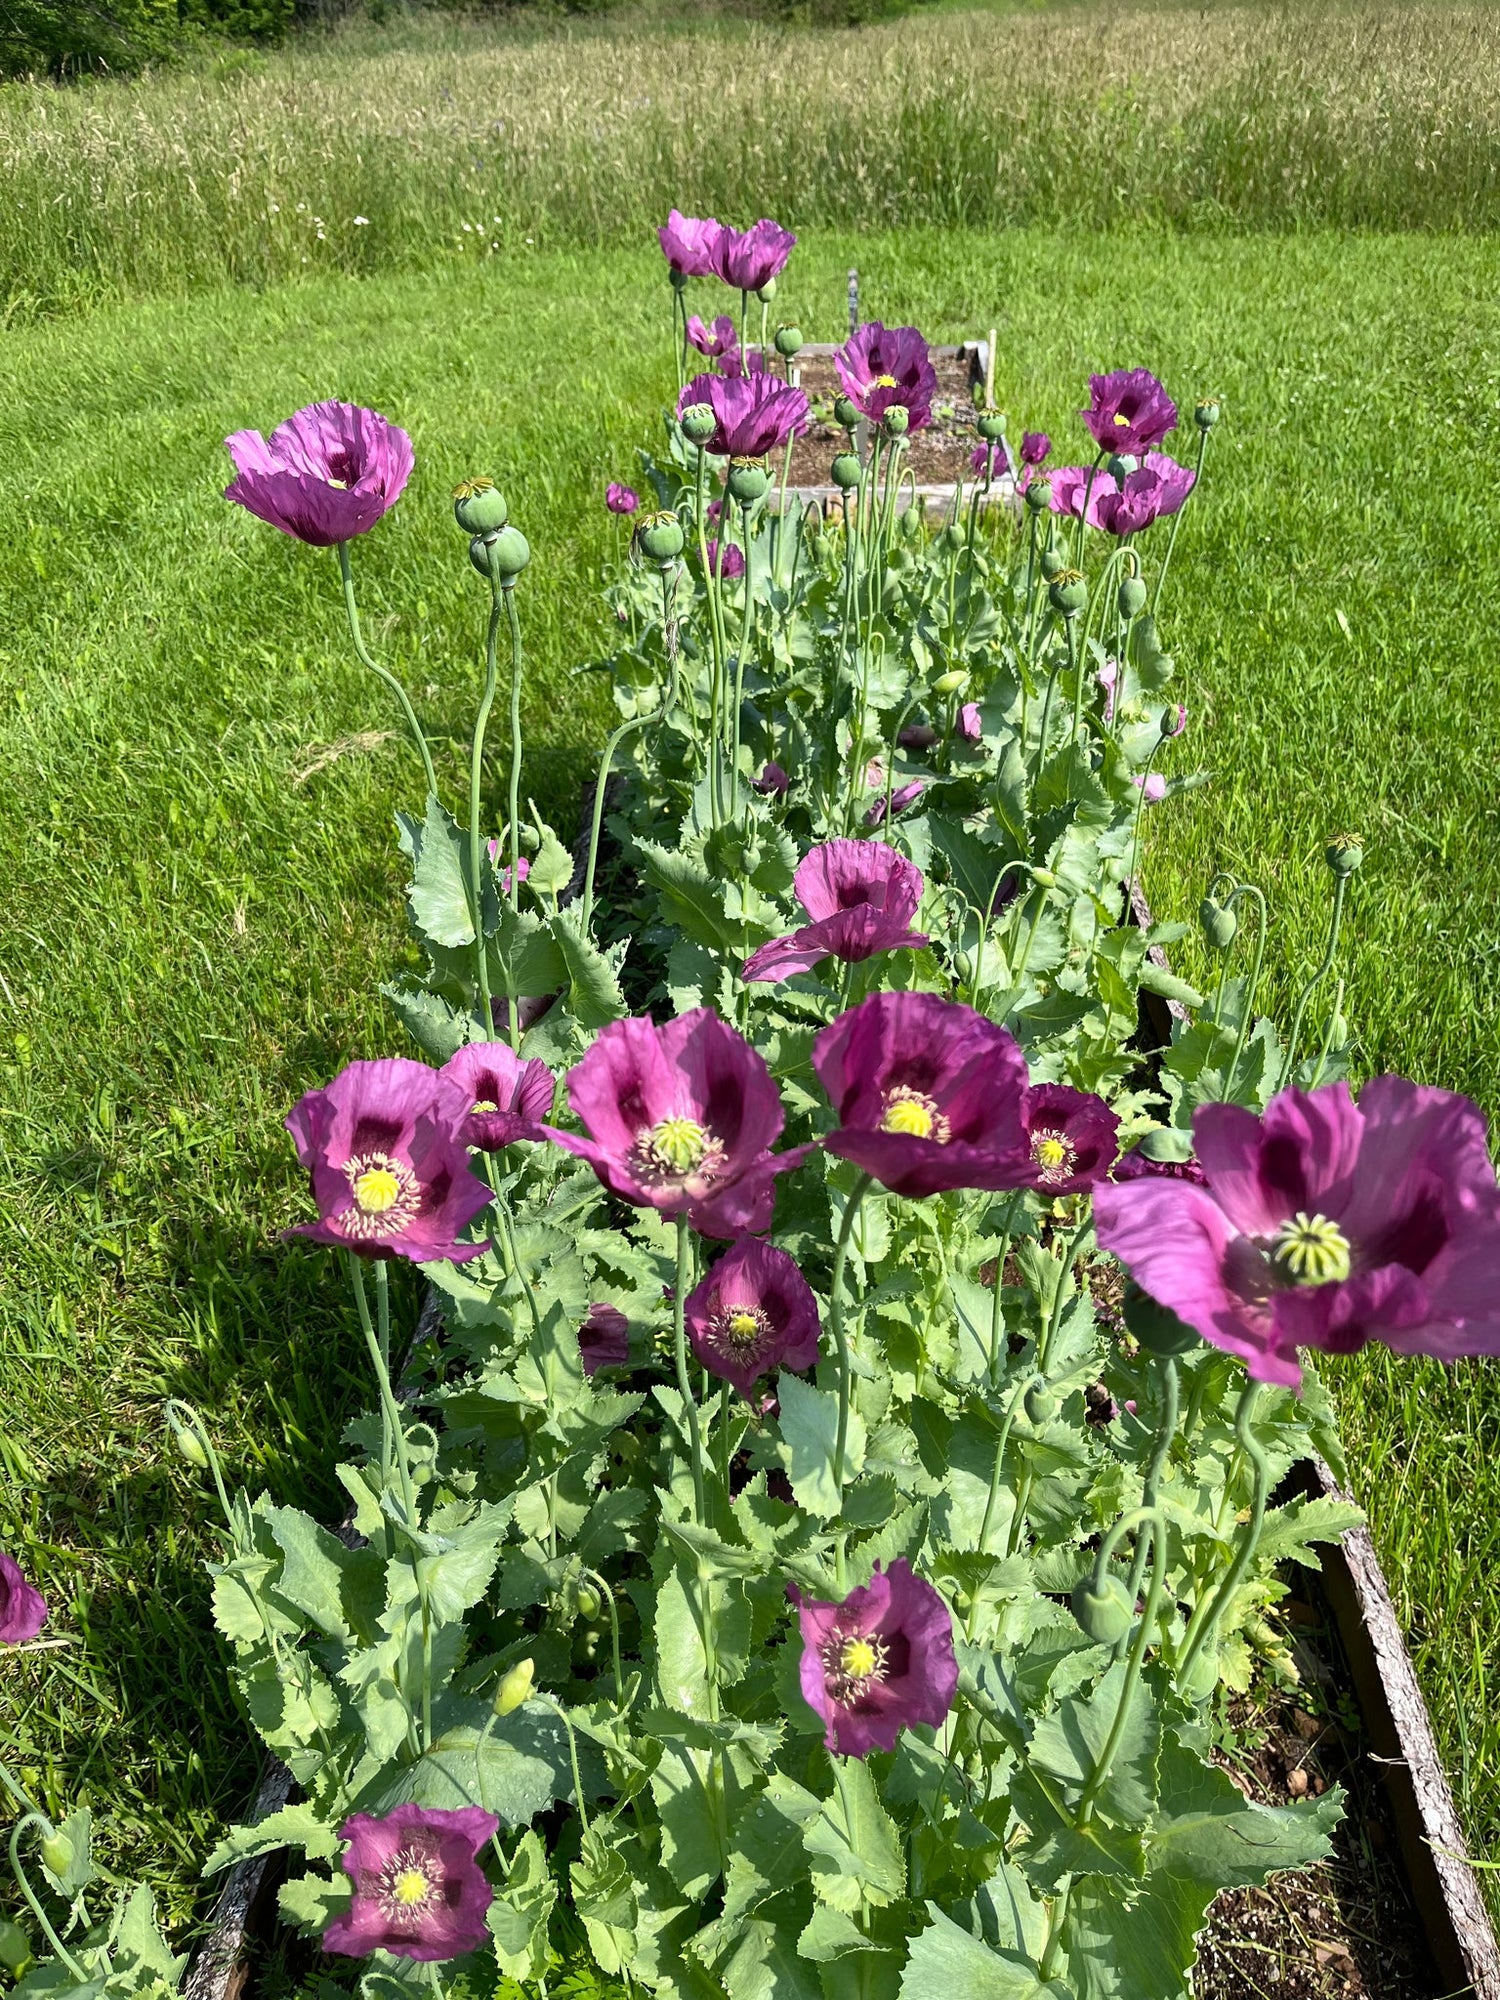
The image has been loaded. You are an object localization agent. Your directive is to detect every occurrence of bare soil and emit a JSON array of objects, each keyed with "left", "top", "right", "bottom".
[{"left": 775, "top": 345, "right": 988, "bottom": 490}]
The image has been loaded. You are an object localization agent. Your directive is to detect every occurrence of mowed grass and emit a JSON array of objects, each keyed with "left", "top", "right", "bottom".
[
  {"left": 4, "top": 0, "right": 1500, "bottom": 320},
  {"left": 4, "top": 227, "right": 1500, "bottom": 1930}
]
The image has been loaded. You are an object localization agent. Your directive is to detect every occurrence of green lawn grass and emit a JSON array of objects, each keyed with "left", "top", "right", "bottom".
[{"left": 4, "top": 227, "right": 1500, "bottom": 1934}]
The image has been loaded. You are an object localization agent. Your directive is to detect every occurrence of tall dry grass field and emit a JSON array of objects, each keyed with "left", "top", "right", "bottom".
[{"left": 4, "top": 2, "right": 1500, "bottom": 318}]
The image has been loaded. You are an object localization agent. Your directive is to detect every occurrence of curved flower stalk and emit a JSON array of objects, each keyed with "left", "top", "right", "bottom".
[
  {"left": 323, "top": 1804, "right": 498, "bottom": 1961},
  {"left": 789, "top": 1559, "right": 957, "bottom": 1756},
  {"left": 1095, "top": 1075, "right": 1500, "bottom": 1387},
  {"left": 684, "top": 1237, "right": 821, "bottom": 1400},
  {"left": 743, "top": 838, "right": 929, "bottom": 984}
]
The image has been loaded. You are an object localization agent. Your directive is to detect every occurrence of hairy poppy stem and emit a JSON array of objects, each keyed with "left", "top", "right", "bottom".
[
  {"left": 1076, "top": 1506, "right": 1167, "bottom": 1828},
  {"left": 469, "top": 581, "right": 501, "bottom": 1034},
  {"left": 829, "top": 1172, "right": 875, "bottom": 1499},
  {"left": 8, "top": 1817, "right": 87, "bottom": 1981},
  {"left": 672, "top": 1215, "right": 708, "bottom": 1524},
  {"left": 337, "top": 542, "right": 438, "bottom": 801},
  {"left": 1177, "top": 1382, "right": 1270, "bottom": 1684}
]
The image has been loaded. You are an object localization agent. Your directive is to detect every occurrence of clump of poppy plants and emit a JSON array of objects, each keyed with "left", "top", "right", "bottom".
[{"left": 14, "top": 214, "right": 1500, "bottom": 2000}]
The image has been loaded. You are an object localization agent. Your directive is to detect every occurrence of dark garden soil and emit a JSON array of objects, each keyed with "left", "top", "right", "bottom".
[{"left": 773, "top": 345, "right": 988, "bottom": 491}]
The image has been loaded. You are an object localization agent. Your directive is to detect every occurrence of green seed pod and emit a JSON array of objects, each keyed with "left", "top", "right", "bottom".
[
  {"left": 975, "top": 412, "right": 1006, "bottom": 442},
  {"left": 1039, "top": 545, "right": 1066, "bottom": 582},
  {"left": 487, "top": 524, "right": 531, "bottom": 583},
  {"left": 882, "top": 405, "right": 910, "bottom": 439},
  {"left": 899, "top": 502, "right": 923, "bottom": 539},
  {"left": 727, "top": 460, "right": 770, "bottom": 505},
  {"left": 831, "top": 453, "right": 863, "bottom": 492},
  {"left": 774, "top": 323, "right": 804, "bottom": 359},
  {"left": 1179, "top": 1646, "right": 1220, "bottom": 1704},
  {"left": 833, "top": 395, "right": 860, "bottom": 432},
  {"left": 493, "top": 1657, "right": 535, "bottom": 1718},
  {"left": 1325, "top": 833, "right": 1363, "bottom": 877},
  {"left": 1048, "top": 570, "right": 1087, "bottom": 617},
  {"left": 636, "top": 512, "right": 686, "bottom": 563},
  {"left": 1106, "top": 452, "right": 1137, "bottom": 482},
  {"left": 1024, "top": 1383, "right": 1058, "bottom": 1425},
  {"left": 933, "top": 669, "right": 969, "bottom": 697},
  {"left": 1117, "top": 576, "right": 1148, "bottom": 621},
  {"left": 1024, "top": 477, "right": 1052, "bottom": 513},
  {"left": 679, "top": 403, "right": 717, "bottom": 447},
  {"left": 1195, "top": 396, "right": 1222, "bottom": 431},
  {"left": 453, "top": 479, "right": 508, "bottom": 535},
  {"left": 1199, "top": 896, "right": 1239, "bottom": 950},
  {"left": 1070, "top": 1575, "right": 1135, "bottom": 1648},
  {"left": 39, "top": 1832, "right": 74, "bottom": 1883}
]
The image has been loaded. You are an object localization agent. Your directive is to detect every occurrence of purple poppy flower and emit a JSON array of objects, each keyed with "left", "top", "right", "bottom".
[
  {"left": 545, "top": 1009, "right": 810, "bottom": 1239},
  {"left": 1081, "top": 369, "right": 1178, "bottom": 456},
  {"left": 323, "top": 1804, "right": 498, "bottom": 1962},
  {"left": 1113, "top": 1148, "right": 1208, "bottom": 1187},
  {"left": 438, "top": 1043, "right": 554, "bottom": 1153},
  {"left": 1097, "top": 658, "right": 1118, "bottom": 722},
  {"left": 704, "top": 538, "right": 746, "bottom": 581},
  {"left": 1093, "top": 453, "right": 1196, "bottom": 536},
  {"left": 606, "top": 482, "right": 640, "bottom": 515},
  {"left": 711, "top": 218, "right": 796, "bottom": 293},
  {"left": 958, "top": 703, "right": 983, "bottom": 743},
  {"left": 813, "top": 993, "right": 1036, "bottom": 1198},
  {"left": 579, "top": 1303, "right": 630, "bottom": 1376},
  {"left": 1020, "top": 1083, "right": 1120, "bottom": 1194},
  {"left": 835, "top": 324, "right": 937, "bottom": 432},
  {"left": 224, "top": 400, "right": 413, "bottom": 548},
  {"left": 658, "top": 209, "right": 724, "bottom": 278},
  {"left": 789, "top": 1559, "right": 957, "bottom": 1757},
  {"left": 864, "top": 779, "right": 926, "bottom": 827},
  {"left": 970, "top": 441, "right": 1009, "bottom": 480},
  {"left": 743, "top": 839, "right": 929, "bottom": 985},
  {"left": 1021, "top": 431, "right": 1050, "bottom": 465},
  {"left": 684, "top": 1238, "right": 821, "bottom": 1400},
  {"left": 754, "top": 761, "right": 790, "bottom": 797},
  {"left": 1132, "top": 773, "right": 1167, "bottom": 804},
  {"left": 1048, "top": 465, "right": 1114, "bottom": 529},
  {"left": 678, "top": 371, "right": 809, "bottom": 458},
  {"left": 285, "top": 1058, "right": 492, "bottom": 1263},
  {"left": 0, "top": 1554, "right": 47, "bottom": 1645},
  {"left": 1094, "top": 1077, "right": 1500, "bottom": 1390},
  {"left": 686, "top": 313, "right": 743, "bottom": 376},
  {"left": 897, "top": 723, "right": 938, "bottom": 751}
]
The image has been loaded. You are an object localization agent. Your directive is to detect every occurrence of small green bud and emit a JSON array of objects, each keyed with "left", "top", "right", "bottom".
[
  {"left": 636, "top": 512, "right": 685, "bottom": 563},
  {"left": 1039, "top": 545, "right": 1066, "bottom": 582},
  {"left": 938, "top": 523, "right": 965, "bottom": 554},
  {"left": 1106, "top": 452, "right": 1137, "bottom": 482},
  {"left": 774, "top": 323, "right": 804, "bottom": 359},
  {"left": 1140, "top": 1125, "right": 1194, "bottom": 1163},
  {"left": 810, "top": 533, "right": 831, "bottom": 563},
  {"left": 679, "top": 403, "right": 717, "bottom": 447},
  {"left": 1117, "top": 576, "right": 1148, "bottom": 621},
  {"left": 1048, "top": 569, "right": 1087, "bottom": 617},
  {"left": 1325, "top": 833, "right": 1363, "bottom": 877},
  {"left": 727, "top": 460, "right": 770, "bottom": 505},
  {"left": 453, "top": 479, "right": 508, "bottom": 535},
  {"left": 1029, "top": 867, "right": 1059, "bottom": 890},
  {"left": 1024, "top": 477, "right": 1052, "bottom": 513},
  {"left": 833, "top": 394, "right": 860, "bottom": 431},
  {"left": 882, "top": 405, "right": 910, "bottom": 439},
  {"left": 1199, "top": 896, "right": 1238, "bottom": 950},
  {"left": 0, "top": 1919, "right": 33, "bottom": 1976},
  {"left": 487, "top": 524, "right": 531, "bottom": 584},
  {"left": 1179, "top": 1646, "right": 1220, "bottom": 1703},
  {"left": 39, "top": 1832, "right": 75, "bottom": 1882},
  {"left": 899, "top": 502, "right": 923, "bottom": 539},
  {"left": 755, "top": 274, "right": 778, "bottom": 304},
  {"left": 170, "top": 1418, "right": 210, "bottom": 1470},
  {"left": 1070, "top": 1576, "right": 1134, "bottom": 1647},
  {"left": 493, "top": 1657, "right": 535, "bottom": 1717},
  {"left": 975, "top": 412, "right": 1006, "bottom": 442},
  {"left": 831, "top": 453, "right": 862, "bottom": 492},
  {"left": 575, "top": 1584, "right": 601, "bottom": 1622},
  {"left": 1195, "top": 396, "right": 1222, "bottom": 431},
  {"left": 1024, "top": 1383, "right": 1058, "bottom": 1425},
  {"left": 933, "top": 669, "right": 969, "bottom": 697}
]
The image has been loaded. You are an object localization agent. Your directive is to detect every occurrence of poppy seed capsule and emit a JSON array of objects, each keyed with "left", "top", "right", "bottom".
[
  {"left": 1039, "top": 545, "right": 1066, "bottom": 581},
  {"left": 774, "top": 324, "right": 804, "bottom": 358},
  {"left": 1195, "top": 397, "right": 1222, "bottom": 430},
  {"left": 1071, "top": 1576, "right": 1135, "bottom": 1647},
  {"left": 1117, "top": 576, "right": 1148, "bottom": 620},
  {"left": 575, "top": 1584, "right": 601, "bottom": 1621},
  {"left": 975, "top": 412, "right": 1006, "bottom": 442},
  {"left": 487, "top": 524, "right": 531, "bottom": 583},
  {"left": 1024, "top": 477, "right": 1052, "bottom": 513},
  {"left": 1180, "top": 1647, "right": 1220, "bottom": 1703},
  {"left": 636, "top": 513, "right": 685, "bottom": 562},
  {"left": 1326, "top": 834, "right": 1363, "bottom": 876},
  {"left": 727, "top": 461, "right": 770, "bottom": 505},
  {"left": 1024, "top": 1383, "right": 1058, "bottom": 1424},
  {"left": 882, "top": 406, "right": 910, "bottom": 438},
  {"left": 939, "top": 523, "right": 965, "bottom": 553},
  {"left": 1199, "top": 896, "right": 1239, "bottom": 950},
  {"left": 833, "top": 395, "right": 860, "bottom": 431},
  {"left": 169, "top": 1415, "right": 209, "bottom": 1469},
  {"left": 453, "top": 479, "right": 508, "bottom": 535},
  {"left": 1049, "top": 571, "right": 1087, "bottom": 617},
  {"left": 831, "top": 453, "right": 862, "bottom": 491},
  {"left": 493, "top": 1657, "right": 535, "bottom": 1717},
  {"left": 679, "top": 403, "right": 717, "bottom": 446}
]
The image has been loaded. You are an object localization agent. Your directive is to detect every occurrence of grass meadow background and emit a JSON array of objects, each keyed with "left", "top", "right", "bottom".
[{"left": 5, "top": 0, "right": 1500, "bottom": 1943}]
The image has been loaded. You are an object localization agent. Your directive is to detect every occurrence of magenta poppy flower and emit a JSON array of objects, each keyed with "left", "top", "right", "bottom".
[
  {"left": 1081, "top": 369, "right": 1178, "bottom": 456},
  {"left": 755, "top": 762, "right": 790, "bottom": 797},
  {"left": 1021, "top": 431, "right": 1050, "bottom": 465},
  {"left": 323, "top": 1804, "right": 498, "bottom": 1962},
  {"left": 835, "top": 324, "right": 937, "bottom": 432},
  {"left": 678, "top": 371, "right": 809, "bottom": 458},
  {"left": 958, "top": 703, "right": 983, "bottom": 743},
  {"left": 711, "top": 218, "right": 796, "bottom": 292},
  {"left": 485, "top": 839, "right": 531, "bottom": 898},
  {"left": 606, "top": 483, "right": 640, "bottom": 515},
  {"left": 0, "top": 1554, "right": 47, "bottom": 1645},
  {"left": 814, "top": 993, "right": 1035, "bottom": 1197},
  {"left": 438, "top": 1042, "right": 553, "bottom": 1153},
  {"left": 285, "top": 1058, "right": 492, "bottom": 1263},
  {"left": 1094, "top": 452, "right": 1196, "bottom": 536},
  {"left": 789, "top": 1559, "right": 957, "bottom": 1757},
  {"left": 224, "top": 400, "right": 413, "bottom": 548},
  {"left": 684, "top": 1238, "right": 821, "bottom": 1400},
  {"left": 686, "top": 313, "right": 743, "bottom": 376},
  {"left": 579, "top": 1303, "right": 630, "bottom": 1376},
  {"left": 1097, "top": 659, "right": 1119, "bottom": 722},
  {"left": 970, "top": 441, "right": 1008, "bottom": 479},
  {"left": 1132, "top": 773, "right": 1167, "bottom": 804},
  {"left": 1020, "top": 1083, "right": 1120, "bottom": 1193},
  {"left": 1113, "top": 1148, "right": 1208, "bottom": 1187},
  {"left": 704, "top": 539, "right": 746, "bottom": 581},
  {"left": 1094, "top": 1077, "right": 1500, "bottom": 1390},
  {"left": 658, "top": 209, "right": 724, "bottom": 278},
  {"left": 1048, "top": 465, "right": 1113, "bottom": 529},
  {"left": 743, "top": 839, "right": 929, "bottom": 985},
  {"left": 864, "top": 779, "right": 925, "bottom": 827},
  {"left": 545, "top": 1009, "right": 810, "bottom": 1238}
]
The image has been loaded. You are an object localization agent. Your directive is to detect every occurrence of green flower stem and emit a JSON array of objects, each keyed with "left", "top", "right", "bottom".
[
  {"left": 1066, "top": 612, "right": 1085, "bottom": 743},
  {"left": 348, "top": 1254, "right": 394, "bottom": 1516},
  {"left": 503, "top": 585, "right": 525, "bottom": 913},
  {"left": 582, "top": 714, "right": 649, "bottom": 938},
  {"left": 694, "top": 449, "right": 728, "bottom": 824},
  {"left": 1079, "top": 544, "right": 1138, "bottom": 661},
  {"left": 718, "top": 1379, "right": 734, "bottom": 1497},
  {"left": 1032, "top": 657, "right": 1064, "bottom": 781},
  {"left": 468, "top": 581, "right": 502, "bottom": 1033},
  {"left": 1284, "top": 871, "right": 1349, "bottom": 1084},
  {"left": 1177, "top": 1380, "right": 1271, "bottom": 1684},
  {"left": 495, "top": 1199, "right": 542, "bottom": 1337},
  {"left": 8, "top": 1816, "right": 87, "bottom": 1981},
  {"left": 1037, "top": 1877, "right": 1073, "bottom": 1983},
  {"left": 1221, "top": 884, "right": 1269, "bottom": 1099},
  {"left": 1076, "top": 1506, "right": 1167, "bottom": 1827},
  {"left": 1072, "top": 450, "right": 1106, "bottom": 570},
  {"left": 969, "top": 862, "right": 1031, "bottom": 1018},
  {"left": 985, "top": 1193, "right": 1023, "bottom": 1389},
  {"left": 337, "top": 542, "right": 439, "bottom": 801},
  {"left": 1036, "top": 1215, "right": 1093, "bottom": 1376},
  {"left": 1151, "top": 423, "right": 1210, "bottom": 619},
  {"left": 1123, "top": 728, "right": 1169, "bottom": 905},
  {"left": 1309, "top": 975, "right": 1347, "bottom": 1089},
  {"left": 972, "top": 1370, "right": 1044, "bottom": 1589},
  {"left": 1021, "top": 505, "right": 1042, "bottom": 668},
  {"left": 1205, "top": 870, "right": 1237, "bottom": 1026},
  {"left": 540, "top": 1695, "right": 591, "bottom": 1840},
  {"left": 163, "top": 1398, "right": 236, "bottom": 1533},
  {"left": 584, "top": 1566, "right": 626, "bottom": 1708},
  {"left": 730, "top": 498, "right": 756, "bottom": 790},
  {"left": 673, "top": 1215, "right": 708, "bottom": 1524},
  {"left": 1118, "top": 1358, "right": 1179, "bottom": 1657},
  {"left": 829, "top": 1173, "right": 875, "bottom": 1501}
]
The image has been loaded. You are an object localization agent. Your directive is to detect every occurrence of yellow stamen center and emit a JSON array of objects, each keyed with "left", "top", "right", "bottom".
[
  {"left": 1272, "top": 1212, "right": 1352, "bottom": 1287},
  {"left": 840, "top": 1637, "right": 879, "bottom": 1680},
  {"left": 353, "top": 1166, "right": 401, "bottom": 1213},
  {"left": 1029, "top": 1129, "right": 1078, "bottom": 1186},
  {"left": 873, "top": 374, "right": 899, "bottom": 389},
  {"left": 472, "top": 1098, "right": 499, "bottom": 1114},
  {"left": 880, "top": 1087, "right": 949, "bottom": 1142},
  {"left": 1113, "top": 412, "right": 1130, "bottom": 427},
  {"left": 326, "top": 477, "right": 349, "bottom": 489},
  {"left": 341, "top": 1150, "right": 421, "bottom": 1241},
  {"left": 727, "top": 1310, "right": 762, "bottom": 1345},
  {"left": 822, "top": 1626, "right": 890, "bottom": 1703},
  {"left": 391, "top": 1868, "right": 432, "bottom": 1908},
  {"left": 647, "top": 1116, "right": 710, "bottom": 1175}
]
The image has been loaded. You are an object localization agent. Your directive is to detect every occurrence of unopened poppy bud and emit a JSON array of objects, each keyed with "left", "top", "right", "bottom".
[
  {"left": 831, "top": 453, "right": 862, "bottom": 491},
  {"left": 755, "top": 275, "right": 778, "bottom": 304},
  {"left": 575, "top": 1584, "right": 601, "bottom": 1621},
  {"left": 933, "top": 669, "right": 968, "bottom": 696},
  {"left": 453, "top": 479, "right": 508, "bottom": 535},
  {"left": 679, "top": 403, "right": 716, "bottom": 446},
  {"left": 1180, "top": 1647, "right": 1220, "bottom": 1703},
  {"left": 670, "top": 266, "right": 689, "bottom": 294},
  {"left": 1048, "top": 570, "right": 1087, "bottom": 617},
  {"left": 1024, "top": 478, "right": 1052, "bottom": 513},
  {"left": 1039, "top": 545, "right": 1065, "bottom": 581},
  {"left": 1195, "top": 396, "right": 1222, "bottom": 431},
  {"left": 774, "top": 324, "right": 804, "bottom": 358},
  {"left": 975, "top": 412, "right": 1006, "bottom": 442},
  {"left": 727, "top": 460, "right": 770, "bottom": 505},
  {"left": 636, "top": 512, "right": 685, "bottom": 562},
  {"left": 1071, "top": 1576, "right": 1134, "bottom": 1647},
  {"left": 39, "top": 1831, "right": 74, "bottom": 1882},
  {"left": 938, "top": 522, "right": 965, "bottom": 553},
  {"left": 833, "top": 395, "right": 860, "bottom": 431},
  {"left": 810, "top": 534, "right": 831, "bottom": 562},
  {"left": 487, "top": 524, "right": 531, "bottom": 585},
  {"left": 899, "top": 503, "right": 923, "bottom": 539},
  {"left": 1325, "top": 833, "right": 1363, "bottom": 877},
  {"left": 1107, "top": 453, "right": 1138, "bottom": 482},
  {"left": 493, "top": 1657, "right": 535, "bottom": 1717},
  {"left": 0, "top": 1919, "right": 31, "bottom": 1976},
  {"left": 168, "top": 1413, "right": 209, "bottom": 1469},
  {"left": 882, "top": 406, "right": 910, "bottom": 439},
  {"left": 1024, "top": 1383, "right": 1058, "bottom": 1425},
  {"left": 1199, "top": 897, "right": 1238, "bottom": 950},
  {"left": 1117, "top": 576, "right": 1148, "bottom": 620}
]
